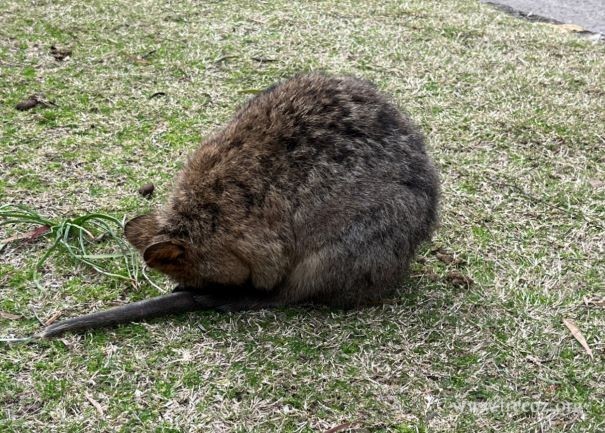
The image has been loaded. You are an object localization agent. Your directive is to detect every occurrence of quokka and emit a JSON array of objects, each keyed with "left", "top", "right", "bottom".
[{"left": 40, "top": 72, "right": 440, "bottom": 337}]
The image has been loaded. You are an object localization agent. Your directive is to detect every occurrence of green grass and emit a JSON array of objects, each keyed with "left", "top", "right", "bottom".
[
  {"left": 0, "top": 205, "right": 153, "bottom": 293},
  {"left": 1, "top": 0, "right": 604, "bottom": 432}
]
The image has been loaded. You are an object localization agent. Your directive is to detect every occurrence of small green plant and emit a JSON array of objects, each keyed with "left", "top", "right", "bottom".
[{"left": 0, "top": 204, "right": 157, "bottom": 289}]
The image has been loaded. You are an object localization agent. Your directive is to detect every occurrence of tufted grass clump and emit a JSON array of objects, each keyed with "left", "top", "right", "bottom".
[{"left": 0, "top": 204, "right": 155, "bottom": 289}]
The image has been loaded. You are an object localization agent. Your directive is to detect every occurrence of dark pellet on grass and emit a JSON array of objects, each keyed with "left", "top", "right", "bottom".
[
  {"left": 138, "top": 183, "right": 155, "bottom": 199},
  {"left": 50, "top": 45, "right": 72, "bottom": 61},
  {"left": 446, "top": 270, "right": 474, "bottom": 288},
  {"left": 15, "top": 96, "right": 40, "bottom": 111}
]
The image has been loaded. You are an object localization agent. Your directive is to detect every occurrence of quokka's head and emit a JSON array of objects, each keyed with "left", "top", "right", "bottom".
[
  {"left": 124, "top": 213, "right": 198, "bottom": 283},
  {"left": 123, "top": 212, "right": 250, "bottom": 288}
]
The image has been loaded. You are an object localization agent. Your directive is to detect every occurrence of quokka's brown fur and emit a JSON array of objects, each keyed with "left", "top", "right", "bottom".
[{"left": 40, "top": 72, "right": 440, "bottom": 337}]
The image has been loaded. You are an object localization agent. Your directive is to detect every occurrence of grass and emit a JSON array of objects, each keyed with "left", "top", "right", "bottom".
[
  {"left": 0, "top": 205, "right": 154, "bottom": 292},
  {"left": 0, "top": 0, "right": 604, "bottom": 432}
]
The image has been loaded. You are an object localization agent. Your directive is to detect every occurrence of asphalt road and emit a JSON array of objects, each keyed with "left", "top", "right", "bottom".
[{"left": 484, "top": 0, "right": 605, "bottom": 34}]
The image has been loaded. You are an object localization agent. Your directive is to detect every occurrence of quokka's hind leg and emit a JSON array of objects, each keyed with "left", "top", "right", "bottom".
[
  {"left": 174, "top": 284, "right": 282, "bottom": 312},
  {"left": 190, "top": 293, "right": 282, "bottom": 312},
  {"left": 285, "top": 213, "right": 417, "bottom": 308},
  {"left": 283, "top": 241, "right": 408, "bottom": 309}
]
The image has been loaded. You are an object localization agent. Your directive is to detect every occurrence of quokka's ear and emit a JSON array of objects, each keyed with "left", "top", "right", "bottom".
[
  {"left": 143, "top": 240, "right": 191, "bottom": 274},
  {"left": 124, "top": 213, "right": 159, "bottom": 251}
]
